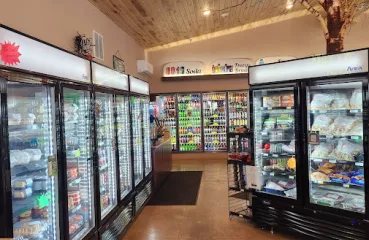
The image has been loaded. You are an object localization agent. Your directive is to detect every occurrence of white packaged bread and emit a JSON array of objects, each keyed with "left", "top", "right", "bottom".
[
  {"left": 327, "top": 116, "right": 361, "bottom": 136},
  {"left": 331, "top": 92, "right": 350, "bottom": 109},
  {"left": 311, "top": 142, "right": 334, "bottom": 159},
  {"left": 311, "top": 93, "right": 333, "bottom": 110},
  {"left": 311, "top": 115, "right": 334, "bottom": 134},
  {"left": 328, "top": 139, "right": 363, "bottom": 161}
]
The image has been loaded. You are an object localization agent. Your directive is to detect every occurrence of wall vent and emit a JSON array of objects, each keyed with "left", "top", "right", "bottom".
[{"left": 93, "top": 30, "right": 104, "bottom": 60}]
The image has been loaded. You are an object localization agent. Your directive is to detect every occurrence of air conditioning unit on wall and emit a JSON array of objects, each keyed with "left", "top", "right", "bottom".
[{"left": 137, "top": 60, "right": 153, "bottom": 75}]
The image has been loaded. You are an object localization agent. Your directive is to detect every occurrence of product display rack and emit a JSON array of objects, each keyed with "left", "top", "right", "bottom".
[
  {"left": 228, "top": 91, "right": 248, "bottom": 132},
  {"left": 156, "top": 95, "right": 177, "bottom": 151},
  {"left": 227, "top": 132, "right": 252, "bottom": 219}
]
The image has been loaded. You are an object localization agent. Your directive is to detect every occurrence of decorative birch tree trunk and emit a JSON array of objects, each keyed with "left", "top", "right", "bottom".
[{"left": 298, "top": 0, "right": 369, "bottom": 54}]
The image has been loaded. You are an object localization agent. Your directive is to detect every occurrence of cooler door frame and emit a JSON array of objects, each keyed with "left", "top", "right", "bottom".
[
  {"left": 250, "top": 82, "right": 304, "bottom": 207},
  {"left": 59, "top": 81, "right": 97, "bottom": 240},
  {"left": 114, "top": 89, "right": 135, "bottom": 206},
  {"left": 92, "top": 86, "right": 119, "bottom": 227},
  {"left": 301, "top": 74, "right": 369, "bottom": 220}
]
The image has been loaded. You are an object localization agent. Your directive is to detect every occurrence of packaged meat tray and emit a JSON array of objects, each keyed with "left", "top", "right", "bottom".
[
  {"left": 311, "top": 191, "right": 344, "bottom": 207},
  {"left": 329, "top": 173, "right": 350, "bottom": 184},
  {"left": 350, "top": 171, "right": 364, "bottom": 186}
]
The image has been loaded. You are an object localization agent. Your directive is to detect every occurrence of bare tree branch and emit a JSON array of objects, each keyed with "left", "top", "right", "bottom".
[{"left": 297, "top": 0, "right": 329, "bottom": 39}]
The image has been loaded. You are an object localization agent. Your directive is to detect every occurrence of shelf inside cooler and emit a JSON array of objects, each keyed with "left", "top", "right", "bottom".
[
  {"left": 312, "top": 180, "right": 364, "bottom": 189},
  {"left": 8, "top": 123, "right": 48, "bottom": 131},
  {"left": 318, "top": 135, "right": 362, "bottom": 141},
  {"left": 262, "top": 170, "right": 296, "bottom": 179},
  {"left": 310, "top": 158, "right": 364, "bottom": 167},
  {"left": 309, "top": 109, "right": 362, "bottom": 114},
  {"left": 262, "top": 152, "right": 295, "bottom": 158},
  {"left": 259, "top": 106, "right": 294, "bottom": 110}
]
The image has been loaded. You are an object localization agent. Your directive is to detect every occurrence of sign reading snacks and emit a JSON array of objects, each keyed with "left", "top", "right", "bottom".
[
  {"left": 256, "top": 56, "right": 296, "bottom": 65},
  {"left": 210, "top": 58, "right": 252, "bottom": 74},
  {"left": 163, "top": 61, "right": 205, "bottom": 77}
]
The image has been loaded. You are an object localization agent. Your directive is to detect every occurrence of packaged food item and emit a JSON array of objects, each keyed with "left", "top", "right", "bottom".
[
  {"left": 311, "top": 142, "right": 334, "bottom": 158},
  {"left": 310, "top": 93, "right": 333, "bottom": 110},
  {"left": 311, "top": 172, "right": 330, "bottom": 181},
  {"left": 342, "top": 198, "right": 365, "bottom": 213},
  {"left": 12, "top": 178, "right": 33, "bottom": 189},
  {"left": 67, "top": 168, "right": 78, "bottom": 180},
  {"left": 13, "top": 220, "right": 46, "bottom": 237},
  {"left": 8, "top": 113, "right": 22, "bottom": 125},
  {"left": 21, "top": 113, "right": 36, "bottom": 125},
  {"left": 329, "top": 173, "right": 350, "bottom": 183},
  {"left": 263, "top": 118, "right": 276, "bottom": 129},
  {"left": 276, "top": 116, "right": 293, "bottom": 129},
  {"left": 10, "top": 150, "right": 31, "bottom": 167},
  {"left": 349, "top": 89, "right": 362, "bottom": 109},
  {"left": 327, "top": 116, "right": 361, "bottom": 136},
  {"left": 347, "top": 124, "right": 363, "bottom": 136},
  {"left": 350, "top": 172, "right": 364, "bottom": 186},
  {"left": 23, "top": 149, "right": 42, "bottom": 161},
  {"left": 265, "top": 181, "right": 284, "bottom": 191},
  {"left": 19, "top": 210, "right": 32, "bottom": 219},
  {"left": 287, "top": 157, "right": 296, "bottom": 170},
  {"left": 13, "top": 188, "right": 33, "bottom": 199},
  {"left": 328, "top": 139, "right": 363, "bottom": 161},
  {"left": 322, "top": 162, "right": 335, "bottom": 169},
  {"left": 280, "top": 94, "right": 294, "bottom": 107},
  {"left": 276, "top": 180, "right": 295, "bottom": 189},
  {"left": 311, "top": 115, "right": 334, "bottom": 134},
  {"left": 331, "top": 92, "right": 350, "bottom": 109},
  {"left": 312, "top": 191, "right": 344, "bottom": 207},
  {"left": 33, "top": 177, "right": 47, "bottom": 191},
  {"left": 68, "top": 197, "right": 75, "bottom": 210},
  {"left": 284, "top": 188, "right": 297, "bottom": 198},
  {"left": 282, "top": 142, "right": 295, "bottom": 154},
  {"left": 68, "top": 191, "right": 81, "bottom": 206},
  {"left": 263, "top": 96, "right": 280, "bottom": 108},
  {"left": 32, "top": 206, "right": 49, "bottom": 218},
  {"left": 318, "top": 166, "right": 334, "bottom": 175}
]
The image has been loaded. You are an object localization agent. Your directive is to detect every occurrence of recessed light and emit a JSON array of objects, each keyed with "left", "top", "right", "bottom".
[
  {"left": 203, "top": 10, "right": 211, "bottom": 15},
  {"left": 286, "top": 3, "right": 293, "bottom": 9}
]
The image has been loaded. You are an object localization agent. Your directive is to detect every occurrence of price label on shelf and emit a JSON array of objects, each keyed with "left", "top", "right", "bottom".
[
  {"left": 272, "top": 154, "right": 278, "bottom": 158},
  {"left": 267, "top": 107, "right": 272, "bottom": 110},
  {"left": 320, "top": 110, "right": 327, "bottom": 113},
  {"left": 351, "top": 136, "right": 360, "bottom": 140},
  {"left": 287, "top": 107, "right": 292, "bottom": 109},
  {"left": 350, "top": 109, "right": 359, "bottom": 113},
  {"left": 317, "top": 180, "right": 324, "bottom": 184},
  {"left": 212, "top": 114, "right": 219, "bottom": 118},
  {"left": 270, "top": 172, "right": 275, "bottom": 176},
  {"left": 343, "top": 184, "right": 350, "bottom": 188},
  {"left": 211, "top": 131, "right": 217, "bottom": 135},
  {"left": 355, "top": 162, "right": 364, "bottom": 167},
  {"left": 213, "top": 140, "right": 219, "bottom": 144},
  {"left": 289, "top": 176, "right": 295, "bottom": 180},
  {"left": 328, "top": 160, "right": 336, "bottom": 163},
  {"left": 188, "top": 132, "right": 193, "bottom": 136}
]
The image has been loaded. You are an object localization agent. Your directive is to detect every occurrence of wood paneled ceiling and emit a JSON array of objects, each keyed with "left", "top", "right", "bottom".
[{"left": 89, "top": 0, "right": 316, "bottom": 48}]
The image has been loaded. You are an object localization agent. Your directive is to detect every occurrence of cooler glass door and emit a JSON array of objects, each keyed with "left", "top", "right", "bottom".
[
  {"left": 95, "top": 92, "right": 117, "bottom": 219},
  {"left": 8, "top": 82, "right": 60, "bottom": 239},
  {"left": 116, "top": 94, "right": 132, "bottom": 199},
  {"left": 131, "top": 96, "right": 143, "bottom": 185},
  {"left": 203, "top": 92, "right": 227, "bottom": 151},
  {"left": 228, "top": 91, "right": 248, "bottom": 132},
  {"left": 177, "top": 93, "right": 202, "bottom": 152},
  {"left": 142, "top": 96, "right": 152, "bottom": 176},
  {"left": 307, "top": 81, "right": 365, "bottom": 214},
  {"left": 157, "top": 95, "right": 177, "bottom": 151},
  {"left": 253, "top": 87, "right": 297, "bottom": 199},
  {"left": 63, "top": 87, "right": 95, "bottom": 239}
]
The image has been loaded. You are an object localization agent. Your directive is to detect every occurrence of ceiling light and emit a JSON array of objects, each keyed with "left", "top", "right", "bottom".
[
  {"left": 286, "top": 0, "right": 294, "bottom": 9},
  {"left": 203, "top": 10, "right": 211, "bottom": 15}
]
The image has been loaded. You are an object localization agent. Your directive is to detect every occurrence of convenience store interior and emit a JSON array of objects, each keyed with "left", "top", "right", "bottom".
[{"left": 1, "top": 1, "right": 369, "bottom": 240}]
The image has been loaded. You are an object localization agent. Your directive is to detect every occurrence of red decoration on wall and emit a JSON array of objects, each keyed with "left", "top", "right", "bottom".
[{"left": 0, "top": 41, "right": 22, "bottom": 65}]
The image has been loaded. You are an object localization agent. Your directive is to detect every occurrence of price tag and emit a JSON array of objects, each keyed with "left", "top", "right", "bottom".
[
  {"left": 343, "top": 184, "right": 350, "bottom": 188},
  {"left": 355, "top": 162, "right": 364, "bottom": 167},
  {"left": 289, "top": 176, "right": 295, "bottom": 180},
  {"left": 267, "top": 107, "right": 272, "bottom": 110},
  {"left": 328, "top": 160, "right": 336, "bottom": 163},
  {"left": 351, "top": 136, "right": 360, "bottom": 140},
  {"left": 211, "top": 131, "right": 217, "bottom": 135},
  {"left": 317, "top": 180, "right": 324, "bottom": 184},
  {"left": 272, "top": 154, "right": 278, "bottom": 157},
  {"left": 314, "top": 159, "right": 323, "bottom": 162},
  {"left": 287, "top": 107, "right": 292, "bottom": 109},
  {"left": 263, "top": 153, "right": 269, "bottom": 157},
  {"left": 270, "top": 172, "right": 275, "bottom": 176},
  {"left": 212, "top": 114, "right": 219, "bottom": 118},
  {"left": 350, "top": 109, "right": 359, "bottom": 113},
  {"left": 320, "top": 110, "right": 327, "bottom": 113}
]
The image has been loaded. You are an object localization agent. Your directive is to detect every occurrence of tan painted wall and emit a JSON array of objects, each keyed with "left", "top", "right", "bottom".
[
  {"left": 0, "top": 0, "right": 147, "bottom": 80},
  {"left": 148, "top": 14, "right": 369, "bottom": 94}
]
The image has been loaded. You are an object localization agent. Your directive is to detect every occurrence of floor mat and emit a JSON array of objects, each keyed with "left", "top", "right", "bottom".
[{"left": 147, "top": 171, "right": 203, "bottom": 205}]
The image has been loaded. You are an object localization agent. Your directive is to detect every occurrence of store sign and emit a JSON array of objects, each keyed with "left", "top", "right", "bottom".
[
  {"left": 163, "top": 61, "right": 205, "bottom": 77},
  {"left": 0, "top": 26, "right": 90, "bottom": 83},
  {"left": 130, "top": 76, "right": 149, "bottom": 95},
  {"left": 210, "top": 58, "right": 252, "bottom": 74},
  {"left": 91, "top": 62, "right": 128, "bottom": 90},
  {"left": 255, "top": 56, "right": 296, "bottom": 65},
  {"left": 249, "top": 50, "right": 369, "bottom": 85}
]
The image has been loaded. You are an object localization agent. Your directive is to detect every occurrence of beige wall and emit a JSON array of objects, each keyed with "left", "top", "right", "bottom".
[
  {"left": 148, "top": 14, "right": 369, "bottom": 94},
  {"left": 0, "top": 0, "right": 147, "bottom": 80}
]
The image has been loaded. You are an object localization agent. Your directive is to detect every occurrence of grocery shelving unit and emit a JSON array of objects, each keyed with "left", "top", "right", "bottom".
[{"left": 227, "top": 132, "right": 253, "bottom": 219}]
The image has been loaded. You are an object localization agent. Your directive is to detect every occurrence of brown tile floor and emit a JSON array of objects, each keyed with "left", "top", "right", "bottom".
[{"left": 123, "top": 156, "right": 290, "bottom": 240}]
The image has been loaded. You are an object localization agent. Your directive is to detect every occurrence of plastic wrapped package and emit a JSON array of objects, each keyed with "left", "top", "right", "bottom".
[
  {"left": 263, "top": 118, "right": 276, "bottom": 129},
  {"left": 342, "top": 198, "right": 365, "bottom": 213},
  {"left": 310, "top": 93, "right": 333, "bottom": 110},
  {"left": 311, "top": 171, "right": 330, "bottom": 181},
  {"left": 13, "top": 188, "right": 33, "bottom": 199},
  {"left": 21, "top": 113, "right": 36, "bottom": 125},
  {"left": 8, "top": 113, "right": 22, "bottom": 125},
  {"left": 265, "top": 181, "right": 284, "bottom": 195},
  {"left": 33, "top": 177, "right": 47, "bottom": 191},
  {"left": 311, "top": 142, "right": 334, "bottom": 158},
  {"left": 328, "top": 139, "right": 363, "bottom": 161},
  {"left": 276, "top": 116, "right": 294, "bottom": 129},
  {"left": 12, "top": 178, "right": 33, "bottom": 189},
  {"left": 311, "top": 191, "right": 344, "bottom": 207},
  {"left": 331, "top": 92, "right": 350, "bottom": 109},
  {"left": 350, "top": 89, "right": 362, "bottom": 109},
  {"left": 311, "top": 115, "right": 334, "bottom": 134},
  {"left": 284, "top": 188, "right": 297, "bottom": 198},
  {"left": 350, "top": 171, "right": 364, "bottom": 186},
  {"left": 327, "top": 116, "right": 361, "bottom": 136},
  {"left": 10, "top": 150, "right": 31, "bottom": 167},
  {"left": 329, "top": 173, "right": 350, "bottom": 183},
  {"left": 13, "top": 220, "right": 47, "bottom": 238},
  {"left": 23, "top": 149, "right": 42, "bottom": 162},
  {"left": 281, "top": 141, "right": 295, "bottom": 153},
  {"left": 347, "top": 124, "right": 363, "bottom": 136}
]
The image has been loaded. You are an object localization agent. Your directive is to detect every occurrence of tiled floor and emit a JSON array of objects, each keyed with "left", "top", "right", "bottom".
[{"left": 123, "top": 155, "right": 289, "bottom": 240}]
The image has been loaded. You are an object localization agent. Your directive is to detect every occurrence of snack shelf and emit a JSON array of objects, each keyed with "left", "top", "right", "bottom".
[{"left": 310, "top": 158, "right": 364, "bottom": 167}]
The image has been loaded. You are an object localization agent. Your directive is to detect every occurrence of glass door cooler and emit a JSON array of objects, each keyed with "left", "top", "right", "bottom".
[
  {"left": 306, "top": 80, "right": 366, "bottom": 214},
  {"left": 62, "top": 86, "right": 95, "bottom": 240},
  {"left": 95, "top": 92, "right": 117, "bottom": 220},
  {"left": 156, "top": 95, "right": 177, "bottom": 151},
  {"left": 203, "top": 92, "right": 227, "bottom": 151},
  {"left": 228, "top": 91, "right": 248, "bottom": 132},
  {"left": 253, "top": 87, "right": 298, "bottom": 199},
  {"left": 116, "top": 94, "right": 132, "bottom": 200},
  {"left": 6, "top": 79, "right": 60, "bottom": 240},
  {"left": 131, "top": 96, "right": 143, "bottom": 185},
  {"left": 142, "top": 96, "right": 152, "bottom": 176},
  {"left": 177, "top": 93, "right": 202, "bottom": 152}
]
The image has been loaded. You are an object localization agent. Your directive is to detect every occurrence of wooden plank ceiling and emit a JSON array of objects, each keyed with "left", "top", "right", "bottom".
[{"left": 88, "top": 0, "right": 315, "bottom": 48}]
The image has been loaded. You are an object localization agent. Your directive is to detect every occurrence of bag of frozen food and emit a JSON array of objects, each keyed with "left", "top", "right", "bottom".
[
  {"left": 310, "top": 93, "right": 333, "bottom": 110},
  {"left": 265, "top": 181, "right": 285, "bottom": 191},
  {"left": 328, "top": 139, "right": 363, "bottom": 161},
  {"left": 311, "top": 142, "right": 334, "bottom": 158},
  {"left": 347, "top": 123, "right": 363, "bottom": 136},
  {"left": 23, "top": 149, "right": 42, "bottom": 162},
  {"left": 282, "top": 141, "right": 295, "bottom": 154},
  {"left": 10, "top": 150, "right": 31, "bottom": 167},
  {"left": 350, "top": 89, "right": 362, "bottom": 109},
  {"left": 311, "top": 171, "right": 330, "bottom": 182},
  {"left": 331, "top": 92, "right": 350, "bottom": 109},
  {"left": 350, "top": 171, "right": 364, "bottom": 186},
  {"left": 311, "top": 115, "right": 334, "bottom": 134},
  {"left": 327, "top": 116, "right": 361, "bottom": 136},
  {"left": 284, "top": 188, "right": 297, "bottom": 198},
  {"left": 329, "top": 173, "right": 350, "bottom": 184},
  {"left": 8, "top": 113, "right": 21, "bottom": 125},
  {"left": 342, "top": 198, "right": 365, "bottom": 213}
]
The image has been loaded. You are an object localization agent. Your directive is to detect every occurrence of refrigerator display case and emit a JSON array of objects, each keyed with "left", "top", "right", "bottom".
[
  {"left": 131, "top": 96, "right": 143, "bottom": 185},
  {"left": 62, "top": 86, "right": 95, "bottom": 240},
  {"left": 95, "top": 92, "right": 117, "bottom": 219},
  {"left": 228, "top": 91, "right": 248, "bottom": 132},
  {"left": 6, "top": 79, "right": 60, "bottom": 240},
  {"left": 116, "top": 95, "right": 132, "bottom": 200},
  {"left": 177, "top": 93, "right": 202, "bottom": 152},
  {"left": 142, "top": 96, "right": 152, "bottom": 176},
  {"left": 253, "top": 87, "right": 298, "bottom": 199},
  {"left": 156, "top": 95, "right": 177, "bottom": 151},
  {"left": 203, "top": 92, "right": 227, "bottom": 151},
  {"left": 306, "top": 81, "right": 365, "bottom": 214}
]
